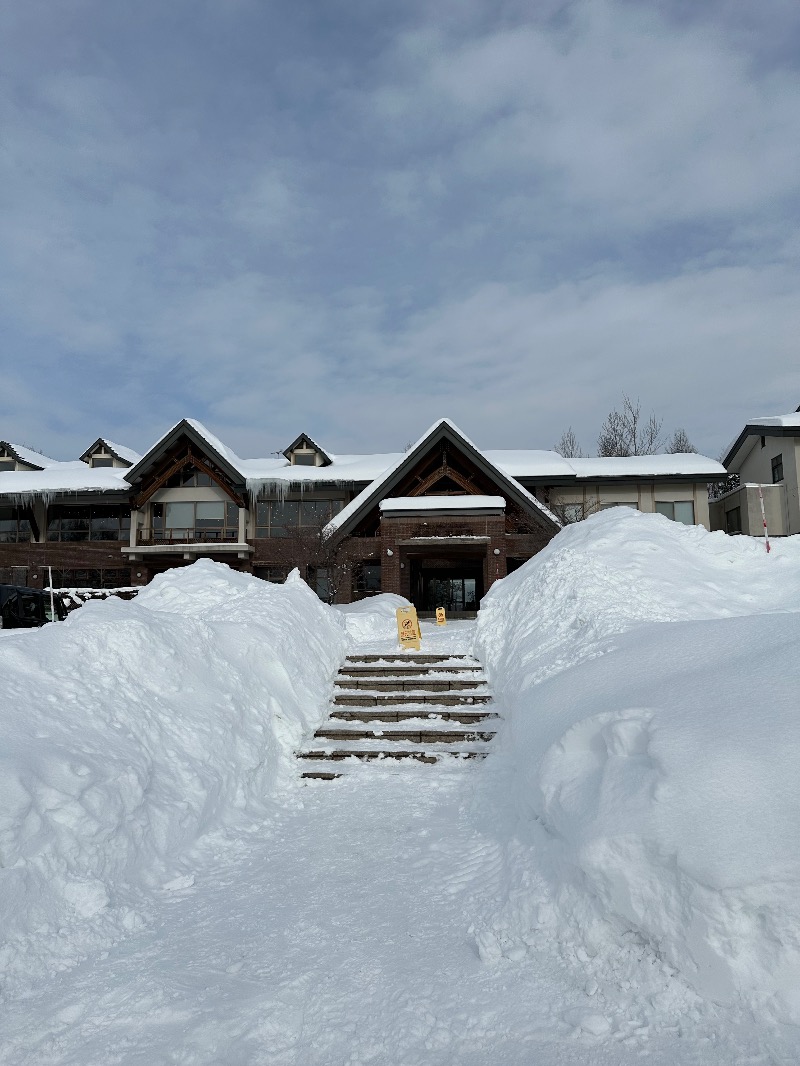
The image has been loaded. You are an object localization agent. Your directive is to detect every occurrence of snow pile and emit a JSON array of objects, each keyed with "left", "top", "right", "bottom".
[
  {"left": 476, "top": 510, "right": 800, "bottom": 1024},
  {"left": 0, "top": 560, "right": 347, "bottom": 991},
  {"left": 334, "top": 592, "right": 411, "bottom": 645}
]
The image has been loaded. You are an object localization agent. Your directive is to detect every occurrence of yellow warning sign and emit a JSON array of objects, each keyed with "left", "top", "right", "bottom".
[
  {"left": 396, "top": 605, "right": 422, "bottom": 650},
  {"left": 435, "top": 607, "right": 446, "bottom": 626}
]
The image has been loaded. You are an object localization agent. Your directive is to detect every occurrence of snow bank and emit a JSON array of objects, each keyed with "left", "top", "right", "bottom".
[
  {"left": 333, "top": 593, "right": 411, "bottom": 645},
  {"left": 475, "top": 510, "right": 800, "bottom": 1023},
  {"left": 0, "top": 560, "right": 347, "bottom": 991}
]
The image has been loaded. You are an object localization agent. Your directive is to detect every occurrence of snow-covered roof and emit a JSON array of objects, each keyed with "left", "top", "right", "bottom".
[
  {"left": 0, "top": 418, "right": 726, "bottom": 502},
  {"left": 747, "top": 413, "right": 800, "bottom": 429},
  {"left": 379, "top": 495, "right": 506, "bottom": 513},
  {"left": 483, "top": 450, "right": 575, "bottom": 478},
  {"left": 0, "top": 464, "right": 130, "bottom": 499},
  {"left": 568, "top": 454, "right": 726, "bottom": 480}
]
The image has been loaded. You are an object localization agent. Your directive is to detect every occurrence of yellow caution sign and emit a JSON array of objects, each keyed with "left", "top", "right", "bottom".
[
  {"left": 396, "top": 605, "right": 422, "bottom": 650},
  {"left": 435, "top": 606, "right": 446, "bottom": 626}
]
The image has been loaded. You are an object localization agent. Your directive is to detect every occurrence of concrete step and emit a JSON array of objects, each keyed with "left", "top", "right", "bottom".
[
  {"left": 300, "top": 770, "right": 343, "bottom": 781},
  {"left": 334, "top": 677, "right": 487, "bottom": 692},
  {"left": 314, "top": 726, "right": 497, "bottom": 743},
  {"left": 299, "top": 749, "right": 488, "bottom": 764},
  {"left": 329, "top": 708, "right": 499, "bottom": 723},
  {"left": 344, "top": 654, "right": 475, "bottom": 665},
  {"left": 338, "top": 665, "right": 483, "bottom": 677},
  {"left": 333, "top": 692, "right": 492, "bottom": 707}
]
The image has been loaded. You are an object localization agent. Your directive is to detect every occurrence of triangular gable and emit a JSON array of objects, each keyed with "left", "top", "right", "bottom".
[
  {"left": 0, "top": 442, "right": 58, "bottom": 470},
  {"left": 124, "top": 419, "right": 247, "bottom": 506},
  {"left": 282, "top": 432, "right": 333, "bottom": 465},
  {"left": 79, "top": 437, "right": 141, "bottom": 467},
  {"left": 324, "top": 418, "right": 560, "bottom": 540}
]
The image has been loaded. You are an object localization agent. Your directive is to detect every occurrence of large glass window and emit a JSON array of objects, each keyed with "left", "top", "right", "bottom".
[
  {"left": 49, "top": 568, "right": 132, "bottom": 589},
  {"left": 655, "top": 501, "right": 695, "bottom": 525},
  {"left": 47, "top": 505, "right": 131, "bottom": 542},
  {"left": 151, "top": 501, "right": 238, "bottom": 541},
  {"left": 0, "top": 506, "right": 32, "bottom": 542},
  {"left": 354, "top": 561, "right": 381, "bottom": 593},
  {"left": 0, "top": 458, "right": 16, "bottom": 471},
  {"left": 164, "top": 464, "right": 214, "bottom": 488},
  {"left": 90, "top": 456, "right": 114, "bottom": 468},
  {"left": 255, "top": 498, "right": 342, "bottom": 538}
]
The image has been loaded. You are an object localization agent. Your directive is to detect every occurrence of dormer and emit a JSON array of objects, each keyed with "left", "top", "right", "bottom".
[
  {"left": 0, "top": 442, "right": 46, "bottom": 472},
  {"left": 282, "top": 433, "right": 332, "bottom": 467},
  {"left": 79, "top": 438, "right": 139, "bottom": 469}
]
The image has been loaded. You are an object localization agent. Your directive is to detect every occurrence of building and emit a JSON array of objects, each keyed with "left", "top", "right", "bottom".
[
  {"left": 0, "top": 418, "right": 725, "bottom": 609},
  {"left": 711, "top": 411, "right": 800, "bottom": 538}
]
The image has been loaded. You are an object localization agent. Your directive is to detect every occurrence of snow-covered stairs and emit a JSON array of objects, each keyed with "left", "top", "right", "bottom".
[{"left": 298, "top": 653, "right": 498, "bottom": 780}]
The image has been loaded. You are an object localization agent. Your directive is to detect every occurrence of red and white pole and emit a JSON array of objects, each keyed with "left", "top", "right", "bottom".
[{"left": 757, "top": 486, "right": 771, "bottom": 554}]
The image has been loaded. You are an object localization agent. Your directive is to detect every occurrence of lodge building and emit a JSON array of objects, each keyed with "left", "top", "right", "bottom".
[{"left": 0, "top": 417, "right": 727, "bottom": 611}]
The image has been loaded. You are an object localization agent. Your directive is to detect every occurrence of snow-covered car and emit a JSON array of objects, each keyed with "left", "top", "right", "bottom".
[{"left": 0, "top": 584, "right": 67, "bottom": 629}]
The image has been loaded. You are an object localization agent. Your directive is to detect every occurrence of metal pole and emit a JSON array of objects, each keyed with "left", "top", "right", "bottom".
[
  {"left": 757, "top": 486, "right": 771, "bottom": 554},
  {"left": 48, "top": 565, "right": 55, "bottom": 620}
]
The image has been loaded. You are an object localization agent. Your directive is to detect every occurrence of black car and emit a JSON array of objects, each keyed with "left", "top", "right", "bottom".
[{"left": 0, "top": 585, "right": 67, "bottom": 629}]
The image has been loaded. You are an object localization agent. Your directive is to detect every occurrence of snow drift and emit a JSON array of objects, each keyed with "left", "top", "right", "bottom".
[
  {"left": 0, "top": 560, "right": 347, "bottom": 991},
  {"left": 476, "top": 509, "right": 800, "bottom": 1023}
]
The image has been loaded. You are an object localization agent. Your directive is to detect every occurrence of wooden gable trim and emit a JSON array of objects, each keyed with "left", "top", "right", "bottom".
[
  {"left": 410, "top": 459, "right": 478, "bottom": 497},
  {"left": 133, "top": 446, "right": 245, "bottom": 509}
]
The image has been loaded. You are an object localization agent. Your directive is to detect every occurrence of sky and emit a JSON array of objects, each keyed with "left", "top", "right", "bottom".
[{"left": 2, "top": 0, "right": 799, "bottom": 462}]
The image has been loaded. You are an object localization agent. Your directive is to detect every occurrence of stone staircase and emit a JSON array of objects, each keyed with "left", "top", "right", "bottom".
[{"left": 298, "top": 653, "right": 498, "bottom": 781}]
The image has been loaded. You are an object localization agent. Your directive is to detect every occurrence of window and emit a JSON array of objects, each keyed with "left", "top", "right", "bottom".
[
  {"left": 255, "top": 498, "right": 343, "bottom": 537},
  {"left": 151, "top": 501, "right": 238, "bottom": 541},
  {"left": 354, "top": 561, "right": 381, "bottom": 593},
  {"left": 49, "top": 568, "right": 131, "bottom": 589},
  {"left": 164, "top": 464, "right": 214, "bottom": 488},
  {"left": 47, "top": 506, "right": 131, "bottom": 542},
  {"left": 772, "top": 454, "right": 784, "bottom": 483},
  {"left": 292, "top": 452, "right": 316, "bottom": 466},
  {"left": 0, "top": 506, "right": 32, "bottom": 543},
  {"left": 90, "top": 456, "right": 114, "bottom": 468},
  {"left": 655, "top": 501, "right": 695, "bottom": 525},
  {"left": 725, "top": 507, "right": 742, "bottom": 534},
  {"left": 253, "top": 567, "right": 289, "bottom": 583},
  {"left": 0, "top": 458, "right": 15, "bottom": 471},
  {"left": 600, "top": 502, "right": 637, "bottom": 510},
  {"left": 307, "top": 565, "right": 333, "bottom": 603}
]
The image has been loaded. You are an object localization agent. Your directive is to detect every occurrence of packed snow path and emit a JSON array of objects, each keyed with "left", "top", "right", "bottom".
[
  {"left": 1, "top": 771, "right": 762, "bottom": 1066},
  {"left": 3, "top": 618, "right": 797, "bottom": 1064}
]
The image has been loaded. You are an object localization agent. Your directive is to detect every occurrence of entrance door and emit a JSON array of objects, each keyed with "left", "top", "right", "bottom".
[{"left": 421, "top": 571, "right": 480, "bottom": 612}]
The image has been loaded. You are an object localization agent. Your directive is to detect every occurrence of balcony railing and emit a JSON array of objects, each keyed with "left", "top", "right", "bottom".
[{"left": 138, "top": 529, "right": 240, "bottom": 544}]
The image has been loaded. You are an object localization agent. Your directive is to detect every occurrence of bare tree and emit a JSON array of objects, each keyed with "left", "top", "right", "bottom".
[
  {"left": 597, "top": 394, "right": 664, "bottom": 457},
  {"left": 666, "top": 428, "right": 696, "bottom": 453},
  {"left": 554, "top": 427, "right": 586, "bottom": 458},
  {"left": 547, "top": 496, "right": 601, "bottom": 524}
]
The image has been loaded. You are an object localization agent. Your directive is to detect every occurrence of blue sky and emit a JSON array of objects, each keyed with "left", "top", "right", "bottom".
[{"left": 2, "top": 0, "right": 799, "bottom": 461}]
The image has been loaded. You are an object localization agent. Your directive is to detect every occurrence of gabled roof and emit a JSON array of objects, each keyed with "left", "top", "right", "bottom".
[
  {"left": 79, "top": 437, "right": 142, "bottom": 467},
  {"left": 0, "top": 441, "right": 60, "bottom": 470},
  {"left": 124, "top": 418, "right": 246, "bottom": 491},
  {"left": 282, "top": 433, "right": 333, "bottom": 465},
  {"left": 324, "top": 418, "right": 561, "bottom": 539},
  {"left": 722, "top": 413, "right": 800, "bottom": 470}
]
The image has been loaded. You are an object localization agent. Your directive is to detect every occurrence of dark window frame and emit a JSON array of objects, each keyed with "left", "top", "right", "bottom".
[{"left": 771, "top": 454, "right": 784, "bottom": 483}]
